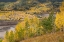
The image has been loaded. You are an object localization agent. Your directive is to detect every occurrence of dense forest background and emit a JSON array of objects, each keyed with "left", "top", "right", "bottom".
[
  {"left": 0, "top": 0, "right": 62, "bottom": 2},
  {"left": 0, "top": 0, "right": 63, "bottom": 11}
]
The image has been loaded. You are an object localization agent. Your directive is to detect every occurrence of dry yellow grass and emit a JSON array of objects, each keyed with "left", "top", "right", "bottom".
[{"left": 20, "top": 32, "right": 64, "bottom": 42}]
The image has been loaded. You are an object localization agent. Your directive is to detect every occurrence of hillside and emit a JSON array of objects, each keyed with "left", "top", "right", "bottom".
[
  {"left": 0, "top": 0, "right": 62, "bottom": 11},
  {"left": 21, "top": 32, "right": 64, "bottom": 42}
]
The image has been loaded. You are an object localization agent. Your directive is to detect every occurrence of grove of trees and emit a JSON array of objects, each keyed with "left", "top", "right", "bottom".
[{"left": 1, "top": 11, "right": 55, "bottom": 42}]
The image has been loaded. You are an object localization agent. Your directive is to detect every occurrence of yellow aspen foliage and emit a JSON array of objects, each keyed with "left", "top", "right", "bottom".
[
  {"left": 2, "top": 31, "right": 14, "bottom": 42},
  {"left": 15, "top": 22, "right": 25, "bottom": 40},
  {"left": 55, "top": 12, "right": 64, "bottom": 28},
  {"left": 2, "top": 38, "right": 7, "bottom": 42},
  {"left": 2, "top": 31, "right": 9, "bottom": 42},
  {"left": 15, "top": 22, "right": 25, "bottom": 31},
  {"left": 15, "top": 16, "right": 41, "bottom": 39},
  {"left": 8, "top": 31, "right": 14, "bottom": 42},
  {"left": 2, "top": 39, "right": 6, "bottom": 42},
  {"left": 55, "top": 2, "right": 64, "bottom": 28}
]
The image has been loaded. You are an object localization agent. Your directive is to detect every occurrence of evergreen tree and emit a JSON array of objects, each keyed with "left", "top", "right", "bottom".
[{"left": 41, "top": 11, "right": 55, "bottom": 33}]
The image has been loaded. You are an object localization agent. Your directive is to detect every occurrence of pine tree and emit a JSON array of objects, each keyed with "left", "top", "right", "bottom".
[{"left": 41, "top": 11, "right": 55, "bottom": 33}]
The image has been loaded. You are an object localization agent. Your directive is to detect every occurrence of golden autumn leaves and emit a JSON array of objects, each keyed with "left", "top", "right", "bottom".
[
  {"left": 55, "top": 12, "right": 64, "bottom": 28},
  {"left": 2, "top": 16, "right": 43, "bottom": 42},
  {"left": 55, "top": 2, "right": 64, "bottom": 29}
]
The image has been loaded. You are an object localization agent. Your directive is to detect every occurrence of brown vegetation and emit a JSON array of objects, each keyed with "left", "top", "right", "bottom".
[{"left": 21, "top": 32, "right": 64, "bottom": 42}]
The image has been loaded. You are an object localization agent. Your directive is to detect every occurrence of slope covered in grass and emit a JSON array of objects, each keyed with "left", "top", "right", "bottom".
[{"left": 21, "top": 32, "right": 64, "bottom": 42}]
